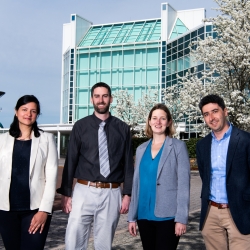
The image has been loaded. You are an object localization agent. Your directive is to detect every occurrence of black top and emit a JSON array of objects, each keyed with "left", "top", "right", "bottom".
[
  {"left": 9, "top": 139, "right": 32, "bottom": 211},
  {"left": 57, "top": 113, "right": 134, "bottom": 197}
]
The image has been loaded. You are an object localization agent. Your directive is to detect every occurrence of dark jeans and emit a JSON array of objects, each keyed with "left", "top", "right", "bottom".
[
  {"left": 0, "top": 209, "right": 52, "bottom": 250},
  {"left": 137, "top": 219, "right": 180, "bottom": 250}
]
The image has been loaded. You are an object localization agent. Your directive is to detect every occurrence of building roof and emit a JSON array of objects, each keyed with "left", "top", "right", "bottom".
[{"left": 78, "top": 19, "right": 161, "bottom": 47}]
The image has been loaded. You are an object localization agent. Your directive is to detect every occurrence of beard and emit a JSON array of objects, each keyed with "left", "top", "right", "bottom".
[{"left": 93, "top": 102, "right": 110, "bottom": 114}]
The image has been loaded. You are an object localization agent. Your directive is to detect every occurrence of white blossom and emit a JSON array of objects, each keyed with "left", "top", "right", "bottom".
[
  {"left": 164, "top": 0, "right": 250, "bottom": 135},
  {"left": 111, "top": 88, "right": 159, "bottom": 136}
]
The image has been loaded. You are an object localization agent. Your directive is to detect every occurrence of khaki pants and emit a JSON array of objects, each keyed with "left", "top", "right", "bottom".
[
  {"left": 65, "top": 182, "right": 122, "bottom": 250},
  {"left": 201, "top": 205, "right": 250, "bottom": 250}
]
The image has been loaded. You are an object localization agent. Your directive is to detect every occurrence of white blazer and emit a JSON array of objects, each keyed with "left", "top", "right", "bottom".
[{"left": 0, "top": 131, "right": 58, "bottom": 213}]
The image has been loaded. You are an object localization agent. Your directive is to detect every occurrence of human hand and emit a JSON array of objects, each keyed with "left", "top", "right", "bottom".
[
  {"left": 128, "top": 222, "right": 137, "bottom": 236},
  {"left": 61, "top": 195, "right": 72, "bottom": 213},
  {"left": 120, "top": 195, "right": 131, "bottom": 214},
  {"left": 175, "top": 222, "right": 186, "bottom": 236},
  {"left": 28, "top": 211, "right": 48, "bottom": 234}
]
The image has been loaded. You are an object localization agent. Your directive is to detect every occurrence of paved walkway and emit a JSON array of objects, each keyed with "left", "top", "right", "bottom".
[
  {"left": 46, "top": 171, "right": 205, "bottom": 250},
  {"left": 0, "top": 171, "right": 205, "bottom": 250}
]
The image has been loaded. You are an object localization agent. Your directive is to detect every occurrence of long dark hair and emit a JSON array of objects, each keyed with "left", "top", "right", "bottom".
[{"left": 9, "top": 95, "right": 42, "bottom": 138}]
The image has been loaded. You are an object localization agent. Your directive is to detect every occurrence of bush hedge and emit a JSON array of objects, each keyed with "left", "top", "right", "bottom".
[
  {"left": 132, "top": 137, "right": 201, "bottom": 158},
  {"left": 185, "top": 138, "right": 201, "bottom": 158},
  {"left": 132, "top": 137, "right": 149, "bottom": 155}
]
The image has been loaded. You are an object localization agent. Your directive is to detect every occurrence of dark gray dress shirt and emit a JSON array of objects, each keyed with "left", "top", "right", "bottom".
[{"left": 57, "top": 113, "right": 134, "bottom": 197}]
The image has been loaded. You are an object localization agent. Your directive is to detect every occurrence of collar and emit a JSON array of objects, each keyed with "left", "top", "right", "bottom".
[
  {"left": 211, "top": 123, "right": 232, "bottom": 141},
  {"left": 92, "top": 112, "right": 112, "bottom": 126}
]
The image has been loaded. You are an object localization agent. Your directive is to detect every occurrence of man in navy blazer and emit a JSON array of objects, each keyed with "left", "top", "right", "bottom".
[{"left": 196, "top": 94, "right": 250, "bottom": 250}]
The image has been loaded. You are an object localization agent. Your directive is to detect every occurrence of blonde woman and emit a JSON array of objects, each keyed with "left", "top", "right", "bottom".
[{"left": 128, "top": 103, "right": 190, "bottom": 250}]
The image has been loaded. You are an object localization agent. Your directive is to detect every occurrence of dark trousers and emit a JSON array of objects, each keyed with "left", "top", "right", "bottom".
[
  {"left": 137, "top": 219, "right": 180, "bottom": 250},
  {"left": 0, "top": 209, "right": 52, "bottom": 250}
]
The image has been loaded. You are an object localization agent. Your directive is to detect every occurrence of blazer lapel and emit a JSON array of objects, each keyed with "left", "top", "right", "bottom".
[
  {"left": 135, "top": 140, "right": 151, "bottom": 169},
  {"left": 226, "top": 127, "right": 240, "bottom": 176},
  {"left": 5, "top": 134, "right": 15, "bottom": 176},
  {"left": 204, "top": 135, "right": 212, "bottom": 183},
  {"left": 29, "top": 131, "right": 40, "bottom": 176},
  {"left": 157, "top": 137, "right": 172, "bottom": 179},
  {"left": 6, "top": 133, "right": 15, "bottom": 151}
]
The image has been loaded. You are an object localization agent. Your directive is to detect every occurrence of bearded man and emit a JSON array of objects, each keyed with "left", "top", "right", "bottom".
[{"left": 57, "top": 82, "right": 134, "bottom": 250}]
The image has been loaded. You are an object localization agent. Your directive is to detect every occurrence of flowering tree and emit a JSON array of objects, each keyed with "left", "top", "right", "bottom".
[
  {"left": 164, "top": 0, "right": 250, "bottom": 134},
  {"left": 111, "top": 88, "right": 159, "bottom": 136},
  {"left": 164, "top": 72, "right": 217, "bottom": 136}
]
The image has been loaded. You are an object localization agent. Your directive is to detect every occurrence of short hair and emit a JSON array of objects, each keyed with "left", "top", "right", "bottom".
[
  {"left": 9, "top": 95, "right": 42, "bottom": 138},
  {"left": 91, "top": 82, "right": 111, "bottom": 97},
  {"left": 145, "top": 103, "right": 175, "bottom": 138},
  {"left": 199, "top": 94, "right": 226, "bottom": 113}
]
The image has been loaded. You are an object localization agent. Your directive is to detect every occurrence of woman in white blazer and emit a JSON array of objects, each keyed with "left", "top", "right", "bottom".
[
  {"left": 128, "top": 104, "right": 190, "bottom": 250},
  {"left": 0, "top": 95, "right": 58, "bottom": 250}
]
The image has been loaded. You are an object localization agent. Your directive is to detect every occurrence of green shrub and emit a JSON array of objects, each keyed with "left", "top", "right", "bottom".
[
  {"left": 185, "top": 138, "right": 201, "bottom": 158},
  {"left": 132, "top": 137, "right": 148, "bottom": 155}
]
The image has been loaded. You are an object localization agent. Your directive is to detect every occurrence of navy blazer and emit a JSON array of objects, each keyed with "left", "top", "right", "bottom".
[{"left": 196, "top": 126, "right": 250, "bottom": 234}]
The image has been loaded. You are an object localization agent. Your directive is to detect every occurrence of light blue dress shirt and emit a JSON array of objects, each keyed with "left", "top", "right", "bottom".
[{"left": 209, "top": 124, "right": 232, "bottom": 203}]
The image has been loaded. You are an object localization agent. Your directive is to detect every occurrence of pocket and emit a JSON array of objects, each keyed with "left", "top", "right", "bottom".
[{"left": 37, "top": 142, "right": 48, "bottom": 161}]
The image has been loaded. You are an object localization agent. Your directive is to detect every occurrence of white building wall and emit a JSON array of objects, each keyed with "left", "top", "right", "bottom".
[
  {"left": 161, "top": 3, "right": 177, "bottom": 41},
  {"left": 161, "top": 3, "right": 205, "bottom": 42},
  {"left": 61, "top": 15, "right": 92, "bottom": 123},
  {"left": 177, "top": 8, "right": 205, "bottom": 30},
  {"left": 75, "top": 15, "right": 92, "bottom": 46},
  {"left": 167, "top": 5, "right": 177, "bottom": 39},
  {"left": 62, "top": 15, "right": 92, "bottom": 54},
  {"left": 62, "top": 23, "right": 71, "bottom": 54}
]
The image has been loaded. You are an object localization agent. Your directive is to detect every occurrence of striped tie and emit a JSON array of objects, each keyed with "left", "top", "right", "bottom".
[{"left": 98, "top": 121, "right": 110, "bottom": 178}]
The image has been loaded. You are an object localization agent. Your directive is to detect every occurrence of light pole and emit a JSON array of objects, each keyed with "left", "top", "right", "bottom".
[
  {"left": 0, "top": 91, "right": 5, "bottom": 111},
  {"left": 0, "top": 92, "right": 5, "bottom": 128}
]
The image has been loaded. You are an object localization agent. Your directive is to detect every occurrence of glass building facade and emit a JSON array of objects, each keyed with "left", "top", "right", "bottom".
[
  {"left": 74, "top": 19, "right": 162, "bottom": 120},
  {"left": 163, "top": 24, "right": 215, "bottom": 138},
  {"left": 61, "top": 3, "right": 211, "bottom": 135},
  {"left": 164, "top": 24, "right": 215, "bottom": 90}
]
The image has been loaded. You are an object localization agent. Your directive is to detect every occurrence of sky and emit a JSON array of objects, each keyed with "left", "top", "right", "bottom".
[{"left": 0, "top": 0, "right": 218, "bottom": 127}]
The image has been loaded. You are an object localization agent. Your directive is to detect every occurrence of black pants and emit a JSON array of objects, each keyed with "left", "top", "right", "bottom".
[
  {"left": 0, "top": 209, "right": 52, "bottom": 250},
  {"left": 137, "top": 219, "right": 180, "bottom": 250}
]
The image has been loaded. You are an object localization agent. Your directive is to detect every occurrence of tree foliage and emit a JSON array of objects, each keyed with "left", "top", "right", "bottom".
[
  {"left": 111, "top": 88, "right": 159, "bottom": 135},
  {"left": 165, "top": 0, "right": 250, "bottom": 133}
]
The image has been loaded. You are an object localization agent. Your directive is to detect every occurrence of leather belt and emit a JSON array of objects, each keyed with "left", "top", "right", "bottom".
[
  {"left": 77, "top": 179, "right": 120, "bottom": 189},
  {"left": 210, "top": 201, "right": 229, "bottom": 209}
]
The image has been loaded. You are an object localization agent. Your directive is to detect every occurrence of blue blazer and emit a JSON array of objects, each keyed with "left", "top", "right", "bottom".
[
  {"left": 196, "top": 126, "right": 250, "bottom": 234},
  {"left": 128, "top": 137, "right": 190, "bottom": 225}
]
